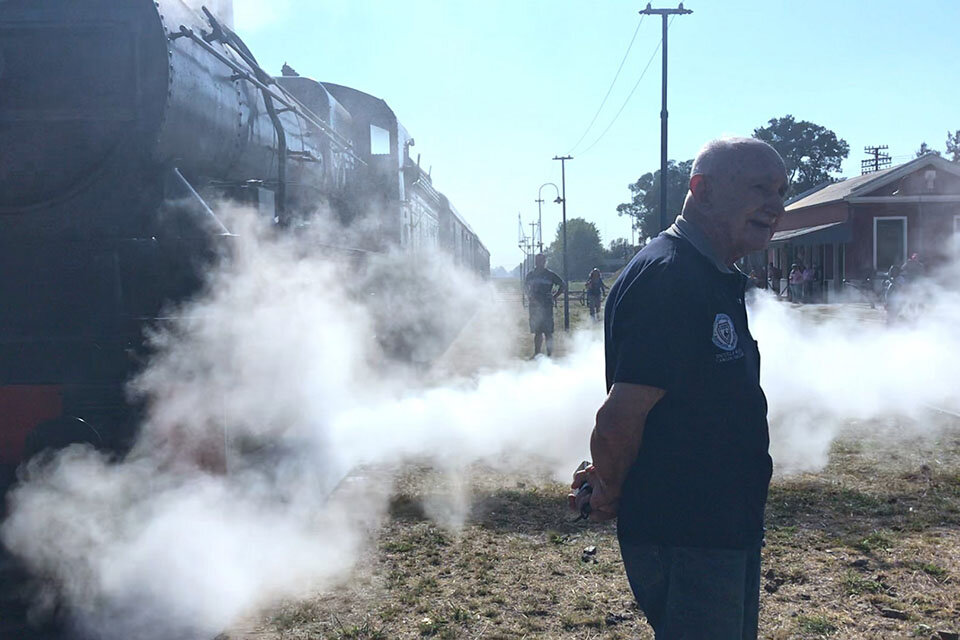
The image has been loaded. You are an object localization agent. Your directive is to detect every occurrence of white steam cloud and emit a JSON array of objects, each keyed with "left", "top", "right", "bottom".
[
  {"left": 755, "top": 268, "right": 960, "bottom": 473},
  {"left": 1, "top": 210, "right": 603, "bottom": 639},
  {"left": 3, "top": 212, "right": 959, "bottom": 638}
]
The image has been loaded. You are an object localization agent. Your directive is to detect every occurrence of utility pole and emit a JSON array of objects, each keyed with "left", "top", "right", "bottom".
[
  {"left": 553, "top": 155, "right": 573, "bottom": 331},
  {"left": 534, "top": 197, "right": 545, "bottom": 253},
  {"left": 639, "top": 2, "right": 692, "bottom": 232},
  {"left": 518, "top": 213, "right": 527, "bottom": 300},
  {"left": 861, "top": 145, "right": 891, "bottom": 175},
  {"left": 529, "top": 221, "right": 539, "bottom": 264}
]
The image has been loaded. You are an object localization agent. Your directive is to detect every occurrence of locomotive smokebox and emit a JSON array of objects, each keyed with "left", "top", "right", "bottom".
[{"left": 0, "top": 0, "right": 168, "bottom": 213}]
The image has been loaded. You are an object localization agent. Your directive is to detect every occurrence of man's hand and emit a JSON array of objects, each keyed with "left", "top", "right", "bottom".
[
  {"left": 569, "top": 384, "right": 666, "bottom": 524},
  {"left": 568, "top": 463, "right": 617, "bottom": 521}
]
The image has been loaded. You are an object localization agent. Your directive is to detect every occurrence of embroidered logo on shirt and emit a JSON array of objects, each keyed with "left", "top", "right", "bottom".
[{"left": 712, "top": 313, "right": 738, "bottom": 352}]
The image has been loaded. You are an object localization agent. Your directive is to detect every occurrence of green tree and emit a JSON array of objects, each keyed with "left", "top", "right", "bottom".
[
  {"left": 546, "top": 217, "right": 604, "bottom": 282},
  {"left": 753, "top": 115, "right": 849, "bottom": 196},
  {"left": 916, "top": 142, "right": 940, "bottom": 158},
  {"left": 945, "top": 130, "right": 960, "bottom": 162},
  {"left": 605, "top": 237, "right": 635, "bottom": 263},
  {"left": 616, "top": 159, "right": 693, "bottom": 243}
]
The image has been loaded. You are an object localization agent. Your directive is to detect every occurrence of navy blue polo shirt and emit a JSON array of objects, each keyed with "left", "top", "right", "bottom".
[{"left": 604, "top": 232, "right": 772, "bottom": 550}]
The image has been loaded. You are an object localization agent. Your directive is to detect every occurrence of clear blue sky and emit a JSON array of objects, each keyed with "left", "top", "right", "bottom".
[{"left": 235, "top": 0, "right": 959, "bottom": 269}]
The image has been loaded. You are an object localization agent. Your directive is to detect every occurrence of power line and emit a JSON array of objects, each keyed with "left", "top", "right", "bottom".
[
  {"left": 576, "top": 16, "right": 673, "bottom": 158},
  {"left": 567, "top": 15, "right": 646, "bottom": 156}
]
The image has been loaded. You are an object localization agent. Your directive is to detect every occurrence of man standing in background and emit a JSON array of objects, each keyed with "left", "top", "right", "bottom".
[
  {"left": 524, "top": 253, "right": 564, "bottom": 357},
  {"left": 570, "top": 138, "right": 788, "bottom": 638}
]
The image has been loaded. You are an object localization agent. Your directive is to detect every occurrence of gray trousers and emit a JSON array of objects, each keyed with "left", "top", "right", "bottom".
[{"left": 619, "top": 541, "right": 762, "bottom": 639}]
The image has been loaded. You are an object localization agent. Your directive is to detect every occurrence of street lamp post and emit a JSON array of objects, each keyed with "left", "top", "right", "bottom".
[
  {"left": 536, "top": 182, "right": 560, "bottom": 255},
  {"left": 553, "top": 155, "right": 573, "bottom": 331}
]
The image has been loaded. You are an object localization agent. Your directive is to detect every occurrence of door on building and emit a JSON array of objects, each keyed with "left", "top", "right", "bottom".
[{"left": 874, "top": 217, "right": 907, "bottom": 273}]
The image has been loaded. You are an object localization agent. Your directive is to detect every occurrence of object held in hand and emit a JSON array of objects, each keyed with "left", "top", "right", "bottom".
[
  {"left": 574, "top": 483, "right": 593, "bottom": 521},
  {"left": 573, "top": 460, "right": 593, "bottom": 522}
]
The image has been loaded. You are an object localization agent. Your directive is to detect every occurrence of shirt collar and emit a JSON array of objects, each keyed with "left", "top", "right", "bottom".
[{"left": 663, "top": 214, "right": 734, "bottom": 274}]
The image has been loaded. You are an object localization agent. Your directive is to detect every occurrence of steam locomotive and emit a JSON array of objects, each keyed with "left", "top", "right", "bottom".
[{"left": 0, "top": 0, "right": 490, "bottom": 487}]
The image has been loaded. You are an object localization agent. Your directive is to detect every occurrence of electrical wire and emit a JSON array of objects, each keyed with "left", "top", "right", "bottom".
[
  {"left": 577, "top": 15, "right": 675, "bottom": 158},
  {"left": 566, "top": 15, "right": 646, "bottom": 156}
]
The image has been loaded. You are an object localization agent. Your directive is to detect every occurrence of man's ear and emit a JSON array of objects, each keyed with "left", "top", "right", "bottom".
[{"left": 689, "top": 174, "right": 710, "bottom": 205}]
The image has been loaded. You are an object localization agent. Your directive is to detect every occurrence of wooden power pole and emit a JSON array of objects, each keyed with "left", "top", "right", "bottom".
[{"left": 639, "top": 3, "right": 692, "bottom": 232}]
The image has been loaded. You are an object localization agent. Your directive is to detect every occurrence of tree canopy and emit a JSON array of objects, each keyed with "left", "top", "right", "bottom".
[
  {"left": 605, "top": 237, "right": 635, "bottom": 263},
  {"left": 916, "top": 142, "right": 940, "bottom": 158},
  {"left": 615, "top": 159, "right": 692, "bottom": 244},
  {"left": 752, "top": 115, "right": 849, "bottom": 197},
  {"left": 946, "top": 130, "right": 960, "bottom": 163},
  {"left": 546, "top": 217, "right": 604, "bottom": 281}
]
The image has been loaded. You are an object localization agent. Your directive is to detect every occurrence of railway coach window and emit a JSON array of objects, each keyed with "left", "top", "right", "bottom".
[{"left": 370, "top": 125, "right": 391, "bottom": 155}]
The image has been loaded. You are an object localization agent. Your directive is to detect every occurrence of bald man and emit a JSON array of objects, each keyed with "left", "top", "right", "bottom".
[
  {"left": 525, "top": 253, "right": 564, "bottom": 357},
  {"left": 570, "top": 138, "right": 788, "bottom": 639}
]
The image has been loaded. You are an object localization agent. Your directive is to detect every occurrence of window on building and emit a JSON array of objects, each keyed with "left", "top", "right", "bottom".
[
  {"left": 874, "top": 217, "right": 907, "bottom": 273},
  {"left": 370, "top": 125, "right": 390, "bottom": 155}
]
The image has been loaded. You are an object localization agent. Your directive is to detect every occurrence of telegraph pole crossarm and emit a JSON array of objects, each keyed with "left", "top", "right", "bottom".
[{"left": 639, "top": 2, "right": 692, "bottom": 233}]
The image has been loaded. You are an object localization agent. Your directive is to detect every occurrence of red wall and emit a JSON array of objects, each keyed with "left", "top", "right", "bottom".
[{"left": 845, "top": 203, "right": 958, "bottom": 279}]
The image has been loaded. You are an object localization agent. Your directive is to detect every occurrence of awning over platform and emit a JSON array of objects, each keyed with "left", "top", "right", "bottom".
[{"left": 769, "top": 221, "right": 851, "bottom": 247}]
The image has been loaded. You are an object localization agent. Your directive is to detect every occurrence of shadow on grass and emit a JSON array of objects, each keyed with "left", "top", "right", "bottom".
[
  {"left": 469, "top": 487, "right": 612, "bottom": 535},
  {"left": 767, "top": 472, "right": 960, "bottom": 540},
  {"left": 383, "top": 470, "right": 960, "bottom": 542}
]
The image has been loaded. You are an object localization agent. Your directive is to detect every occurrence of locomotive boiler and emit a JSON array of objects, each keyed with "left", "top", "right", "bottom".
[{"left": 0, "top": 0, "right": 488, "bottom": 488}]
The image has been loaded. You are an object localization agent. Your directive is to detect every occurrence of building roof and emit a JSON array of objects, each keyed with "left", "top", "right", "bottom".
[
  {"left": 770, "top": 221, "right": 851, "bottom": 246},
  {"left": 785, "top": 153, "right": 960, "bottom": 212}
]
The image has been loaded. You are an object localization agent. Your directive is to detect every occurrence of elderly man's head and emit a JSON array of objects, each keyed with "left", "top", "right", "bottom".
[{"left": 683, "top": 137, "right": 788, "bottom": 264}]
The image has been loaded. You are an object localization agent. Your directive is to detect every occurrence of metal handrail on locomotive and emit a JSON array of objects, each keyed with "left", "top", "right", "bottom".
[{"left": 0, "top": 0, "right": 490, "bottom": 485}]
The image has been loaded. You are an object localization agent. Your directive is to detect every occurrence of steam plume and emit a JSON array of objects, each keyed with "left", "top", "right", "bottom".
[{"left": 3, "top": 211, "right": 959, "bottom": 637}]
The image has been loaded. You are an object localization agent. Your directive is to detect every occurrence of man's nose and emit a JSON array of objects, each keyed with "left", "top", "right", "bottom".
[{"left": 764, "top": 194, "right": 785, "bottom": 218}]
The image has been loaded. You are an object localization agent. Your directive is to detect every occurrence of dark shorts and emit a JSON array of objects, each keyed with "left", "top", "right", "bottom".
[
  {"left": 619, "top": 541, "right": 762, "bottom": 639},
  {"left": 528, "top": 303, "right": 554, "bottom": 334}
]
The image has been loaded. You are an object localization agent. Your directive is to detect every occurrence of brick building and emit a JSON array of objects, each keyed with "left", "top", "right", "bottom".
[{"left": 753, "top": 154, "right": 960, "bottom": 299}]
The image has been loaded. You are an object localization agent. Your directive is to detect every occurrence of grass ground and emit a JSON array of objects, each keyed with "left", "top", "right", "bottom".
[{"left": 229, "top": 284, "right": 960, "bottom": 640}]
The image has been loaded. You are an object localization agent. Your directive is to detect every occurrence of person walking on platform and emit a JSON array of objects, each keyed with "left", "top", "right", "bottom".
[{"left": 524, "top": 253, "right": 564, "bottom": 357}]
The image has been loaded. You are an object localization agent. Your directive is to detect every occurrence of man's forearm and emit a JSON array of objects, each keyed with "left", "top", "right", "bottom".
[
  {"left": 590, "top": 408, "right": 646, "bottom": 505},
  {"left": 588, "top": 384, "right": 664, "bottom": 513}
]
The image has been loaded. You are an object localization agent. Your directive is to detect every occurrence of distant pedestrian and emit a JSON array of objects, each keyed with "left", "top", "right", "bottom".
[
  {"left": 524, "top": 253, "right": 564, "bottom": 357},
  {"left": 902, "top": 253, "right": 926, "bottom": 280},
  {"left": 788, "top": 263, "right": 803, "bottom": 302},
  {"left": 585, "top": 268, "right": 607, "bottom": 320},
  {"left": 769, "top": 262, "right": 782, "bottom": 295},
  {"left": 802, "top": 264, "right": 814, "bottom": 302}
]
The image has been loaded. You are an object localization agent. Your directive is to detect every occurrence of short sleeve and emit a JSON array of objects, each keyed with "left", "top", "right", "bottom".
[{"left": 608, "top": 271, "right": 694, "bottom": 393}]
